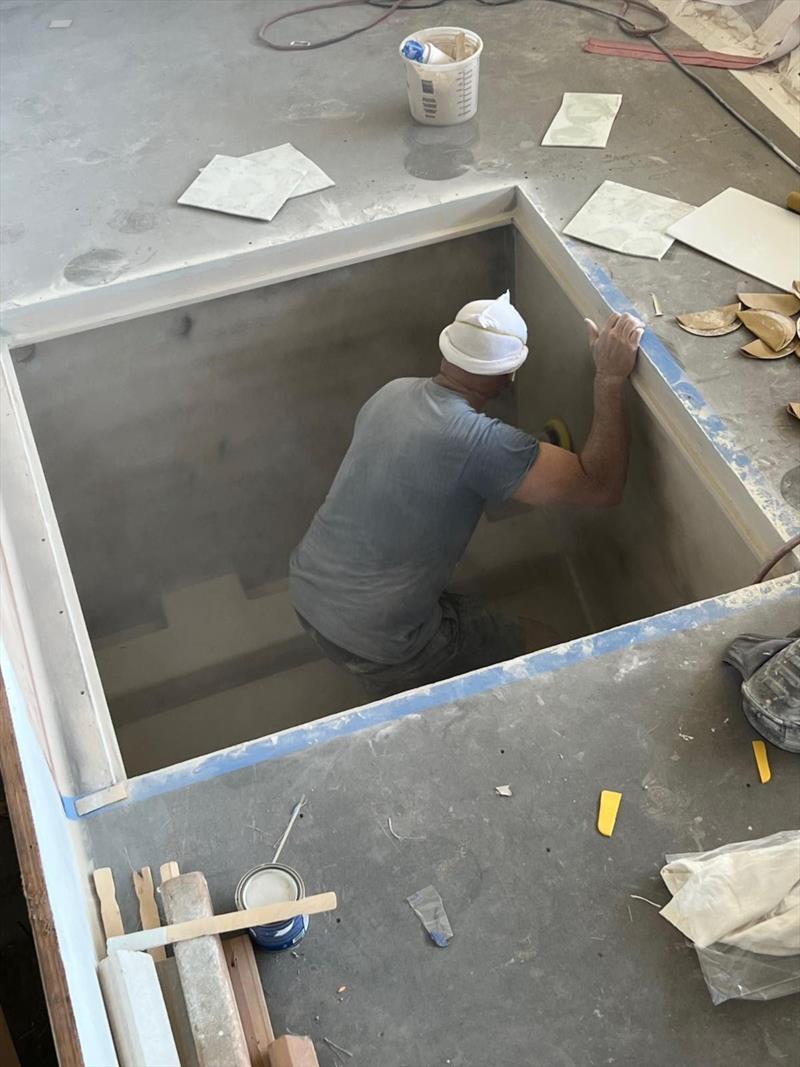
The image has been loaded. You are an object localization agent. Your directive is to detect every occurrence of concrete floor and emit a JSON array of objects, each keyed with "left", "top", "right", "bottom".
[
  {"left": 87, "top": 577, "right": 800, "bottom": 1067},
  {"left": 2, "top": 3, "right": 800, "bottom": 1064},
  {"left": 1, "top": 0, "right": 799, "bottom": 513}
]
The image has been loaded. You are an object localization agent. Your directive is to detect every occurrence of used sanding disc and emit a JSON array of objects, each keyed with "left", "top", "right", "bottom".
[
  {"left": 676, "top": 302, "right": 741, "bottom": 336},
  {"left": 738, "top": 309, "right": 796, "bottom": 352},
  {"left": 740, "top": 338, "right": 797, "bottom": 360},
  {"left": 737, "top": 291, "right": 800, "bottom": 316}
]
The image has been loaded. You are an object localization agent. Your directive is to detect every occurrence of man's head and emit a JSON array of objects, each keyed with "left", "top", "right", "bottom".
[{"left": 438, "top": 291, "right": 528, "bottom": 399}]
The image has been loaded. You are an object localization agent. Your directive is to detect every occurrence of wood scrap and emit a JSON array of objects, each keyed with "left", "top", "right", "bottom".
[
  {"left": 737, "top": 309, "right": 796, "bottom": 351},
  {"left": 676, "top": 303, "right": 741, "bottom": 336},
  {"left": 268, "top": 1035, "right": 320, "bottom": 1067},
  {"left": 132, "top": 866, "right": 165, "bottom": 961},
  {"left": 98, "top": 950, "right": 180, "bottom": 1067},
  {"left": 92, "top": 867, "right": 124, "bottom": 939},
  {"left": 160, "top": 861, "right": 181, "bottom": 884},
  {"left": 737, "top": 291, "right": 800, "bottom": 316},
  {"left": 160, "top": 872, "right": 250, "bottom": 1067},
  {"left": 0, "top": 1005, "right": 20, "bottom": 1067},
  {"left": 454, "top": 31, "right": 467, "bottom": 61},
  {"left": 224, "top": 935, "right": 274, "bottom": 1067},
  {"left": 108, "top": 890, "right": 337, "bottom": 954},
  {"left": 740, "top": 338, "right": 796, "bottom": 360},
  {"left": 788, "top": 402, "right": 800, "bottom": 420}
]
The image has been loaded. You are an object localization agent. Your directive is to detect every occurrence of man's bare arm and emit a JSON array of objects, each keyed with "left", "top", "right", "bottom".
[{"left": 512, "top": 313, "right": 645, "bottom": 509}]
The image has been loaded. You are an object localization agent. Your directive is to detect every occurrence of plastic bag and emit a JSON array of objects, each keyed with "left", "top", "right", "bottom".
[{"left": 662, "top": 830, "right": 800, "bottom": 1004}]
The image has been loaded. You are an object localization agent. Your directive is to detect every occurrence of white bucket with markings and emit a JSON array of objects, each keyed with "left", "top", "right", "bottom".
[{"left": 400, "top": 27, "right": 483, "bottom": 127}]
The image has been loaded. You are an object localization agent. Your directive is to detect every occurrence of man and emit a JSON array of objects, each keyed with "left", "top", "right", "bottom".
[{"left": 290, "top": 292, "right": 644, "bottom": 699}]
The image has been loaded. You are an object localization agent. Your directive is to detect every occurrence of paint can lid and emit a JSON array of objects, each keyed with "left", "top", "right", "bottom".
[{"left": 237, "top": 863, "right": 303, "bottom": 910}]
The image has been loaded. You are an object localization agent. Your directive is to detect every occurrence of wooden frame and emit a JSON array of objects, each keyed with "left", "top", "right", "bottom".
[{"left": 0, "top": 677, "right": 84, "bottom": 1066}]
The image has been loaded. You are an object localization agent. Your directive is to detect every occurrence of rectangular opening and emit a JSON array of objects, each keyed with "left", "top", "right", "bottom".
[{"left": 11, "top": 226, "right": 761, "bottom": 776}]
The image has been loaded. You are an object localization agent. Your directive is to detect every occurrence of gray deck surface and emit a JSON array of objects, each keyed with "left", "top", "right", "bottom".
[
  {"left": 88, "top": 579, "right": 800, "bottom": 1067},
  {"left": 1, "top": 0, "right": 799, "bottom": 511}
]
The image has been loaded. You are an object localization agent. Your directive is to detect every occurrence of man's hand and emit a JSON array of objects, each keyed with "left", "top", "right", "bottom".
[
  {"left": 512, "top": 312, "right": 642, "bottom": 510},
  {"left": 585, "top": 313, "right": 645, "bottom": 384}
]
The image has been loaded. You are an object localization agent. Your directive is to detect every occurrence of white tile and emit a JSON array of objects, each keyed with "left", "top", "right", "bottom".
[
  {"left": 667, "top": 187, "right": 800, "bottom": 292},
  {"left": 178, "top": 154, "right": 304, "bottom": 221},
  {"left": 542, "top": 92, "right": 622, "bottom": 148},
  {"left": 563, "top": 180, "right": 696, "bottom": 260},
  {"left": 244, "top": 143, "right": 334, "bottom": 198}
]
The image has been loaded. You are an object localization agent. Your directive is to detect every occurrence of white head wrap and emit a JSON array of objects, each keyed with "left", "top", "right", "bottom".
[{"left": 439, "top": 291, "right": 528, "bottom": 375}]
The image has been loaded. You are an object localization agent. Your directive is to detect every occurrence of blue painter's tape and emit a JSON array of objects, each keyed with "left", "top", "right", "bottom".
[
  {"left": 62, "top": 577, "right": 799, "bottom": 819},
  {"left": 571, "top": 249, "right": 798, "bottom": 538}
]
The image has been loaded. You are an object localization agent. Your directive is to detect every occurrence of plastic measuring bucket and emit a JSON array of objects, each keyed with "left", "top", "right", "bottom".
[{"left": 400, "top": 27, "right": 483, "bottom": 126}]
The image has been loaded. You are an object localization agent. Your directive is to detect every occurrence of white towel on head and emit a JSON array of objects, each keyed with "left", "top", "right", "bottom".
[{"left": 439, "top": 291, "right": 529, "bottom": 375}]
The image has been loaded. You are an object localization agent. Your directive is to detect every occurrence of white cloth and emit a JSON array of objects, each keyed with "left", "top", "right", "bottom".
[
  {"left": 439, "top": 291, "right": 528, "bottom": 375},
  {"left": 660, "top": 830, "right": 800, "bottom": 954}
]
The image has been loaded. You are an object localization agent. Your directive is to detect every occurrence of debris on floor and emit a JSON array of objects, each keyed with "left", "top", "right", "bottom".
[
  {"left": 407, "top": 886, "right": 453, "bottom": 948},
  {"left": 178, "top": 145, "right": 334, "bottom": 222},
  {"left": 667, "top": 188, "right": 800, "bottom": 291},
  {"left": 751, "top": 740, "right": 772, "bottom": 784},
  {"left": 597, "top": 789, "right": 622, "bottom": 837},
  {"left": 740, "top": 338, "right": 797, "bottom": 360},
  {"left": 563, "top": 180, "right": 695, "bottom": 260},
  {"left": 737, "top": 309, "right": 796, "bottom": 352},
  {"left": 676, "top": 303, "right": 741, "bottom": 337},
  {"left": 242, "top": 144, "right": 334, "bottom": 200},
  {"left": 178, "top": 154, "right": 305, "bottom": 222},
  {"left": 738, "top": 291, "right": 800, "bottom": 315},
  {"left": 788, "top": 402, "right": 800, "bottom": 419},
  {"left": 541, "top": 92, "right": 622, "bottom": 149},
  {"left": 495, "top": 784, "right": 513, "bottom": 797},
  {"left": 658, "top": 830, "right": 800, "bottom": 1004},
  {"left": 323, "top": 1036, "right": 353, "bottom": 1059}
]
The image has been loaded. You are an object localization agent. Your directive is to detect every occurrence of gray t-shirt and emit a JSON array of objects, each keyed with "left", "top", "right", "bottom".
[{"left": 289, "top": 378, "right": 539, "bottom": 664}]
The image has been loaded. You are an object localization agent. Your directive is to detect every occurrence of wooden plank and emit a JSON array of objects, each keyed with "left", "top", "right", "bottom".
[
  {"left": 108, "top": 891, "right": 337, "bottom": 954},
  {"left": 74, "top": 781, "right": 128, "bottom": 816},
  {"left": 0, "top": 679, "right": 84, "bottom": 1066},
  {"left": 132, "top": 866, "right": 166, "bottom": 961},
  {"left": 160, "top": 872, "right": 249, "bottom": 1067},
  {"left": 92, "top": 868, "right": 125, "bottom": 939},
  {"left": 224, "top": 935, "right": 274, "bottom": 1066},
  {"left": 268, "top": 1035, "right": 320, "bottom": 1067},
  {"left": 98, "top": 950, "right": 179, "bottom": 1067},
  {"left": 160, "top": 861, "right": 181, "bottom": 884},
  {"left": 0, "top": 1004, "right": 21, "bottom": 1067},
  {"left": 155, "top": 957, "right": 199, "bottom": 1067}
]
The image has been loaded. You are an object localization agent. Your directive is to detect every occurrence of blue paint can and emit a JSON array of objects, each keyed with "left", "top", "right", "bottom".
[{"left": 235, "top": 863, "right": 309, "bottom": 951}]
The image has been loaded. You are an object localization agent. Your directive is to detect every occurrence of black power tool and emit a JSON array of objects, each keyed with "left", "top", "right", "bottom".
[{"left": 724, "top": 632, "right": 800, "bottom": 753}]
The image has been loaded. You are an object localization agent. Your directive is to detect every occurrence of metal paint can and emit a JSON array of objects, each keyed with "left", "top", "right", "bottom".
[{"left": 235, "top": 863, "right": 309, "bottom": 951}]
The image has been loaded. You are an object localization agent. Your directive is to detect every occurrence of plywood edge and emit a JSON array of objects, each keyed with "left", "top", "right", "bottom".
[{"left": 0, "top": 677, "right": 85, "bottom": 1066}]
